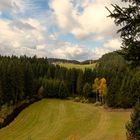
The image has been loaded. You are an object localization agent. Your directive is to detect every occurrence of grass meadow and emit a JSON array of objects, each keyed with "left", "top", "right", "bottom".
[
  {"left": 0, "top": 99, "right": 131, "bottom": 140},
  {"left": 59, "top": 63, "right": 96, "bottom": 70}
]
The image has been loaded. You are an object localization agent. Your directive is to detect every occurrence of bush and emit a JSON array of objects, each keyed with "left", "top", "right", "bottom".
[
  {"left": 126, "top": 102, "right": 140, "bottom": 140},
  {"left": 74, "top": 97, "right": 81, "bottom": 102}
]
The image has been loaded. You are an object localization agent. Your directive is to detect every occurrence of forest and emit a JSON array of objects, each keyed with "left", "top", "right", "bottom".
[{"left": 0, "top": 52, "right": 139, "bottom": 110}]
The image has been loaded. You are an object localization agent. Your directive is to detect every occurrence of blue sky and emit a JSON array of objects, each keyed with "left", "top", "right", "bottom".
[{"left": 0, "top": 0, "right": 123, "bottom": 61}]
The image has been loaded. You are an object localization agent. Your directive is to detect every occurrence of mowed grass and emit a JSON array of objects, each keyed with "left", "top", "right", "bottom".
[
  {"left": 59, "top": 63, "right": 96, "bottom": 70},
  {"left": 0, "top": 99, "right": 130, "bottom": 140}
]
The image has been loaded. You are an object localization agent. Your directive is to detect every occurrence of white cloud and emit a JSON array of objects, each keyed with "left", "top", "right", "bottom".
[
  {"left": 51, "top": 0, "right": 79, "bottom": 32},
  {"left": 104, "top": 39, "right": 121, "bottom": 50},
  {"left": 0, "top": 0, "right": 125, "bottom": 60},
  {"left": 92, "top": 47, "right": 109, "bottom": 59},
  {"left": 0, "top": 0, "right": 26, "bottom": 13},
  {"left": 0, "top": 18, "right": 90, "bottom": 61},
  {"left": 50, "top": 0, "right": 124, "bottom": 40},
  {"left": 0, "top": 18, "right": 47, "bottom": 56},
  {"left": 52, "top": 42, "right": 90, "bottom": 61},
  {"left": 36, "top": 44, "right": 46, "bottom": 50},
  {"left": 91, "top": 38, "right": 121, "bottom": 59}
]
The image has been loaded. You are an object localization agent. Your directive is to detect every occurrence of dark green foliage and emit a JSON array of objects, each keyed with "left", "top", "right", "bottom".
[
  {"left": 41, "top": 78, "right": 60, "bottom": 98},
  {"left": 0, "top": 55, "right": 97, "bottom": 106},
  {"left": 70, "top": 68, "right": 78, "bottom": 94},
  {"left": 59, "top": 81, "right": 69, "bottom": 99},
  {"left": 24, "top": 62, "right": 34, "bottom": 98},
  {"left": 97, "top": 52, "right": 140, "bottom": 108},
  {"left": 76, "top": 71, "right": 84, "bottom": 95},
  {"left": 0, "top": 51, "right": 139, "bottom": 110},
  {"left": 126, "top": 103, "right": 140, "bottom": 140},
  {"left": 38, "top": 78, "right": 69, "bottom": 99},
  {"left": 83, "top": 83, "right": 92, "bottom": 98},
  {"left": 107, "top": 1, "right": 140, "bottom": 138},
  {"left": 84, "top": 68, "right": 94, "bottom": 84},
  {"left": 106, "top": 0, "right": 140, "bottom": 66}
]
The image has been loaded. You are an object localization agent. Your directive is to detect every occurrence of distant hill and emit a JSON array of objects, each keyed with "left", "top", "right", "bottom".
[
  {"left": 81, "top": 59, "right": 98, "bottom": 64},
  {"left": 48, "top": 58, "right": 97, "bottom": 64},
  {"left": 47, "top": 58, "right": 80, "bottom": 64}
]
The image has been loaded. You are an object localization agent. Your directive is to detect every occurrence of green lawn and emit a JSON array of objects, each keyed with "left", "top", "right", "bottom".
[
  {"left": 0, "top": 99, "right": 130, "bottom": 140},
  {"left": 59, "top": 63, "right": 96, "bottom": 70}
]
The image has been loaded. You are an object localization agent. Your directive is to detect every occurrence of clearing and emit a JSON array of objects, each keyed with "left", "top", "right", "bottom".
[
  {"left": 0, "top": 99, "right": 130, "bottom": 140},
  {"left": 59, "top": 63, "right": 96, "bottom": 70}
]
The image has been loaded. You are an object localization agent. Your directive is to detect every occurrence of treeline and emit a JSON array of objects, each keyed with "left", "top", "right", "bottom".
[
  {"left": 0, "top": 52, "right": 139, "bottom": 108},
  {"left": 97, "top": 52, "right": 140, "bottom": 108},
  {"left": 48, "top": 58, "right": 80, "bottom": 64},
  {"left": 0, "top": 55, "right": 48, "bottom": 106},
  {"left": 0, "top": 55, "right": 96, "bottom": 107}
]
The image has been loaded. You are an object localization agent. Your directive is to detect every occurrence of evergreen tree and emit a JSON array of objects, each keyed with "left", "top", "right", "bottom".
[
  {"left": 59, "top": 81, "right": 69, "bottom": 99},
  {"left": 106, "top": 0, "right": 140, "bottom": 66},
  {"left": 6, "top": 61, "right": 16, "bottom": 104},
  {"left": 107, "top": 1, "right": 140, "bottom": 137},
  {"left": 70, "top": 68, "right": 78, "bottom": 95},
  {"left": 83, "top": 83, "right": 91, "bottom": 98},
  {"left": 126, "top": 102, "right": 140, "bottom": 140},
  {"left": 14, "top": 62, "right": 24, "bottom": 103},
  {"left": 46, "top": 67, "right": 51, "bottom": 79},
  {"left": 76, "top": 71, "right": 84, "bottom": 95},
  {"left": 84, "top": 68, "right": 93, "bottom": 84},
  {"left": 24, "top": 62, "right": 34, "bottom": 98}
]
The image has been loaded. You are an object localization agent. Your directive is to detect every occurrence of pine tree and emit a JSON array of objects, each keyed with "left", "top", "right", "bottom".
[
  {"left": 14, "top": 62, "right": 24, "bottom": 103},
  {"left": 107, "top": 1, "right": 140, "bottom": 137},
  {"left": 126, "top": 102, "right": 140, "bottom": 140},
  {"left": 106, "top": 0, "right": 140, "bottom": 66},
  {"left": 83, "top": 83, "right": 91, "bottom": 98},
  {"left": 0, "top": 62, "right": 3, "bottom": 106},
  {"left": 59, "top": 81, "right": 69, "bottom": 99},
  {"left": 46, "top": 67, "right": 51, "bottom": 79},
  {"left": 24, "top": 62, "right": 34, "bottom": 98},
  {"left": 76, "top": 71, "right": 84, "bottom": 95},
  {"left": 6, "top": 61, "right": 16, "bottom": 104},
  {"left": 71, "top": 68, "right": 78, "bottom": 95}
]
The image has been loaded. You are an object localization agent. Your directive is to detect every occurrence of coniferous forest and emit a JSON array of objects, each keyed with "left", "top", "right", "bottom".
[{"left": 0, "top": 52, "right": 139, "bottom": 110}]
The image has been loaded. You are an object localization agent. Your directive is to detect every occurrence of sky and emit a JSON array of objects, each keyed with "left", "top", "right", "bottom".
[{"left": 0, "top": 0, "right": 124, "bottom": 61}]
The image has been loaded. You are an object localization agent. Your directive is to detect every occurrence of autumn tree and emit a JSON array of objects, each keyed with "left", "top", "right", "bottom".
[
  {"left": 98, "top": 78, "right": 107, "bottom": 104},
  {"left": 92, "top": 78, "right": 99, "bottom": 102}
]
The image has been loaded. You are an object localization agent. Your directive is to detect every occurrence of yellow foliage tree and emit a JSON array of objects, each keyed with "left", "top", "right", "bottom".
[
  {"left": 92, "top": 78, "right": 99, "bottom": 102},
  {"left": 98, "top": 78, "right": 107, "bottom": 104}
]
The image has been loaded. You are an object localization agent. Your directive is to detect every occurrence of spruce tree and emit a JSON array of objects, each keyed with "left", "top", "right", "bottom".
[
  {"left": 106, "top": 0, "right": 140, "bottom": 66},
  {"left": 6, "top": 61, "right": 16, "bottom": 104},
  {"left": 126, "top": 102, "right": 140, "bottom": 140},
  {"left": 59, "top": 81, "right": 69, "bottom": 99},
  {"left": 76, "top": 71, "right": 84, "bottom": 95},
  {"left": 83, "top": 83, "right": 91, "bottom": 98},
  {"left": 107, "top": 0, "right": 140, "bottom": 137},
  {"left": 24, "top": 62, "right": 34, "bottom": 98}
]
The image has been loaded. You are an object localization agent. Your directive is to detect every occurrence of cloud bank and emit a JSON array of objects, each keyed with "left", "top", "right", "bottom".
[{"left": 0, "top": 0, "right": 124, "bottom": 60}]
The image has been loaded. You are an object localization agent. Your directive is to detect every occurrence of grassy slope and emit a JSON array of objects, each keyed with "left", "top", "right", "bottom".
[
  {"left": 59, "top": 63, "right": 96, "bottom": 70},
  {"left": 0, "top": 99, "right": 130, "bottom": 140}
]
